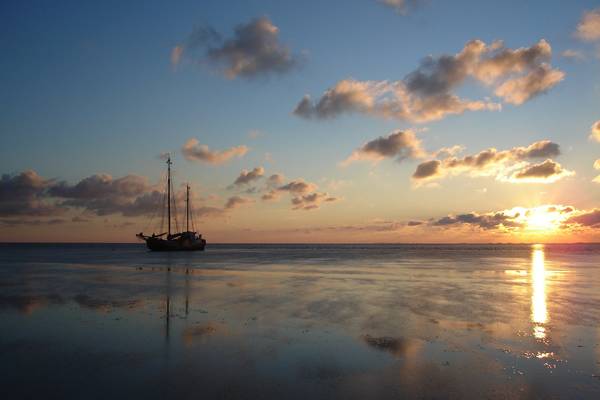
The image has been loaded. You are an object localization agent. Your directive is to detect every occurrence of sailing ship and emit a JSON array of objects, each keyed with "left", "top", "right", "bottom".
[{"left": 136, "top": 157, "right": 207, "bottom": 251}]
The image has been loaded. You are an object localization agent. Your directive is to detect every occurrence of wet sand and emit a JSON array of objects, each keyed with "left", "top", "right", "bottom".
[{"left": 1, "top": 243, "right": 599, "bottom": 399}]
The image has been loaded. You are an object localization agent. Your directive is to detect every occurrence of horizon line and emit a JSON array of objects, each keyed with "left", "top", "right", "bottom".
[{"left": 1, "top": 241, "right": 599, "bottom": 246}]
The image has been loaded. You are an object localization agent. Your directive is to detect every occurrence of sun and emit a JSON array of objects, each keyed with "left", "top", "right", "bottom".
[{"left": 522, "top": 207, "right": 564, "bottom": 233}]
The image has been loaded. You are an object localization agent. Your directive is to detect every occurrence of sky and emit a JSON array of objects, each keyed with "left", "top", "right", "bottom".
[{"left": 1, "top": 0, "right": 600, "bottom": 243}]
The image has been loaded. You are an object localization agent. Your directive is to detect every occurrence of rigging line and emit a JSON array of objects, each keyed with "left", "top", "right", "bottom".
[
  {"left": 171, "top": 177, "right": 180, "bottom": 233},
  {"left": 160, "top": 190, "right": 166, "bottom": 234},
  {"left": 160, "top": 172, "right": 167, "bottom": 234},
  {"left": 191, "top": 202, "right": 196, "bottom": 232}
]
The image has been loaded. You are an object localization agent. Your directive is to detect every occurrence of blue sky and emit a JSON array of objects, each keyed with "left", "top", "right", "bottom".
[{"left": 1, "top": 0, "right": 599, "bottom": 242}]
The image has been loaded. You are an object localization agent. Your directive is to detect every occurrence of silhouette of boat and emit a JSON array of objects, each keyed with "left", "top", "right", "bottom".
[{"left": 136, "top": 156, "right": 206, "bottom": 251}]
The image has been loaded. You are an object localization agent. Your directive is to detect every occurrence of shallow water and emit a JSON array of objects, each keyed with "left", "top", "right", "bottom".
[{"left": 1, "top": 243, "right": 599, "bottom": 399}]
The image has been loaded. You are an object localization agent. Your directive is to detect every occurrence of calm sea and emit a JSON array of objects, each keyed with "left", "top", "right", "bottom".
[{"left": 1, "top": 243, "right": 599, "bottom": 399}]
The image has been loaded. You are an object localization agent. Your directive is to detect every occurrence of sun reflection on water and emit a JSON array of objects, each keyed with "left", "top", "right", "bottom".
[{"left": 531, "top": 245, "right": 548, "bottom": 340}]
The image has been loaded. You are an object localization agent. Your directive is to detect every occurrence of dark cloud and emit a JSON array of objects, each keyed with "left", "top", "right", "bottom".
[
  {"left": 510, "top": 159, "right": 572, "bottom": 182},
  {"left": 0, "top": 170, "right": 232, "bottom": 224},
  {"left": 294, "top": 40, "right": 562, "bottom": 123},
  {"left": 278, "top": 179, "right": 318, "bottom": 194},
  {"left": 565, "top": 209, "right": 600, "bottom": 227},
  {"left": 0, "top": 218, "right": 66, "bottom": 226},
  {"left": 261, "top": 190, "right": 281, "bottom": 202},
  {"left": 515, "top": 140, "right": 560, "bottom": 159},
  {"left": 407, "top": 220, "right": 424, "bottom": 226},
  {"left": 49, "top": 174, "right": 162, "bottom": 217},
  {"left": 173, "top": 17, "right": 300, "bottom": 79},
  {"left": 182, "top": 138, "right": 248, "bottom": 165},
  {"left": 224, "top": 196, "right": 254, "bottom": 210},
  {"left": 291, "top": 192, "right": 339, "bottom": 211},
  {"left": 412, "top": 160, "right": 441, "bottom": 179},
  {"left": 266, "top": 173, "right": 285, "bottom": 187},
  {"left": 432, "top": 211, "right": 523, "bottom": 230},
  {"left": 256, "top": 176, "right": 341, "bottom": 211},
  {"left": 232, "top": 167, "right": 264, "bottom": 186},
  {"left": 0, "top": 170, "right": 61, "bottom": 217},
  {"left": 343, "top": 130, "right": 424, "bottom": 165},
  {"left": 494, "top": 64, "right": 565, "bottom": 105},
  {"left": 50, "top": 174, "right": 149, "bottom": 199}
]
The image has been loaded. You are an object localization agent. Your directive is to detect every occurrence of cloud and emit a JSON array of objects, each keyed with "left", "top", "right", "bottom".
[
  {"left": 432, "top": 211, "right": 523, "bottom": 230},
  {"left": 413, "top": 140, "right": 571, "bottom": 184},
  {"left": 430, "top": 205, "right": 581, "bottom": 233},
  {"left": 0, "top": 218, "right": 66, "bottom": 226},
  {"left": 412, "top": 160, "right": 442, "bottom": 179},
  {"left": 294, "top": 39, "right": 562, "bottom": 123},
  {"left": 158, "top": 152, "right": 172, "bottom": 161},
  {"left": 257, "top": 176, "right": 341, "bottom": 211},
  {"left": 173, "top": 17, "right": 300, "bottom": 79},
  {"left": 378, "top": 0, "right": 424, "bottom": 15},
  {"left": 589, "top": 120, "right": 600, "bottom": 142},
  {"left": 263, "top": 205, "right": 599, "bottom": 238},
  {"left": 576, "top": 8, "right": 600, "bottom": 41},
  {"left": 0, "top": 170, "right": 61, "bottom": 217},
  {"left": 277, "top": 179, "right": 318, "bottom": 194},
  {"left": 566, "top": 209, "right": 600, "bottom": 227},
  {"left": 493, "top": 64, "right": 564, "bottom": 105},
  {"left": 49, "top": 174, "right": 150, "bottom": 199},
  {"left": 593, "top": 159, "right": 600, "bottom": 183},
  {"left": 248, "top": 129, "right": 263, "bottom": 139},
  {"left": 224, "top": 195, "right": 254, "bottom": 210},
  {"left": 195, "top": 206, "right": 226, "bottom": 219},
  {"left": 266, "top": 173, "right": 285, "bottom": 187},
  {"left": 182, "top": 138, "right": 248, "bottom": 165},
  {"left": 171, "top": 45, "right": 184, "bottom": 67},
  {"left": 50, "top": 174, "right": 163, "bottom": 217},
  {"left": 342, "top": 130, "right": 425, "bottom": 165},
  {"left": 0, "top": 170, "right": 237, "bottom": 225},
  {"left": 561, "top": 49, "right": 586, "bottom": 61},
  {"left": 291, "top": 192, "right": 340, "bottom": 211},
  {"left": 508, "top": 159, "right": 574, "bottom": 183},
  {"left": 232, "top": 166, "right": 264, "bottom": 186},
  {"left": 261, "top": 190, "right": 281, "bottom": 202},
  {"left": 283, "top": 219, "right": 422, "bottom": 234}
]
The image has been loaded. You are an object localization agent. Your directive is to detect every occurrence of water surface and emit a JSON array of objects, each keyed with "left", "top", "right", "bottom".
[{"left": 1, "top": 243, "right": 599, "bottom": 399}]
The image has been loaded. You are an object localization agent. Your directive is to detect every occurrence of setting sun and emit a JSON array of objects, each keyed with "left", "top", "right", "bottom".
[
  {"left": 508, "top": 206, "right": 571, "bottom": 234},
  {"left": 526, "top": 209, "right": 562, "bottom": 232}
]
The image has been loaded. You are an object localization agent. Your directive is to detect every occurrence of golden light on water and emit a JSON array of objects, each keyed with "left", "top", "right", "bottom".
[{"left": 531, "top": 245, "right": 548, "bottom": 339}]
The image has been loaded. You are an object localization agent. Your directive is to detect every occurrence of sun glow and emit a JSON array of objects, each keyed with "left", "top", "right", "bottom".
[{"left": 513, "top": 206, "right": 569, "bottom": 233}]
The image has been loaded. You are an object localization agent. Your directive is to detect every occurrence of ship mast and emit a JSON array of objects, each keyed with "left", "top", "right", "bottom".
[
  {"left": 167, "top": 156, "right": 172, "bottom": 236},
  {"left": 186, "top": 184, "right": 190, "bottom": 232}
]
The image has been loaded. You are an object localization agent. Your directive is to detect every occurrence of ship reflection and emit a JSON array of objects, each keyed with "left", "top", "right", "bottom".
[
  {"left": 531, "top": 245, "right": 548, "bottom": 340},
  {"left": 163, "top": 265, "right": 193, "bottom": 342}
]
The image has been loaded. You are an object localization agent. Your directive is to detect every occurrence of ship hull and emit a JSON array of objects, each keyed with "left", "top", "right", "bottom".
[{"left": 145, "top": 237, "right": 206, "bottom": 251}]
